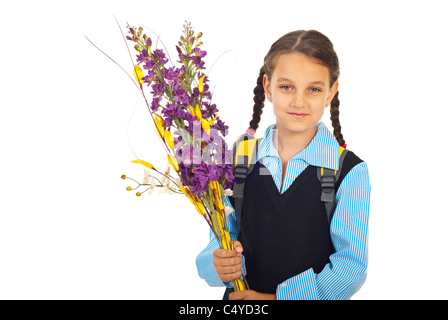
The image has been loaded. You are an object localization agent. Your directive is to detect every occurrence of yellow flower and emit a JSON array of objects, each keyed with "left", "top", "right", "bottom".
[
  {"left": 189, "top": 105, "right": 195, "bottom": 116},
  {"left": 191, "top": 104, "right": 217, "bottom": 135},
  {"left": 198, "top": 75, "right": 206, "bottom": 93},
  {"left": 134, "top": 65, "right": 144, "bottom": 85},
  {"left": 201, "top": 119, "right": 211, "bottom": 135},
  {"left": 195, "top": 104, "right": 202, "bottom": 118},
  {"left": 164, "top": 130, "right": 174, "bottom": 148},
  {"left": 154, "top": 117, "right": 165, "bottom": 138},
  {"left": 167, "top": 154, "right": 179, "bottom": 171},
  {"left": 130, "top": 159, "right": 154, "bottom": 169},
  {"left": 154, "top": 113, "right": 164, "bottom": 122},
  {"left": 208, "top": 114, "right": 218, "bottom": 126}
]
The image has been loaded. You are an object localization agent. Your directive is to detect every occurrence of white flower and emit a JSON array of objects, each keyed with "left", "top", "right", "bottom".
[
  {"left": 159, "top": 185, "right": 176, "bottom": 195},
  {"left": 159, "top": 163, "right": 170, "bottom": 186},
  {"left": 146, "top": 186, "right": 155, "bottom": 196},
  {"left": 174, "top": 177, "right": 182, "bottom": 187},
  {"left": 223, "top": 189, "right": 233, "bottom": 197},
  {"left": 165, "top": 187, "right": 176, "bottom": 195},
  {"left": 142, "top": 168, "right": 152, "bottom": 185},
  {"left": 225, "top": 205, "right": 234, "bottom": 216}
]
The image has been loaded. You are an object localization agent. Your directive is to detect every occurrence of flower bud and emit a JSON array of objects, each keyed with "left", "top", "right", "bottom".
[
  {"left": 121, "top": 175, "right": 127, "bottom": 180},
  {"left": 126, "top": 186, "right": 132, "bottom": 191}
]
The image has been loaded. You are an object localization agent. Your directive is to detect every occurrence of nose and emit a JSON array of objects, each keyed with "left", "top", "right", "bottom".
[{"left": 292, "top": 90, "right": 305, "bottom": 108}]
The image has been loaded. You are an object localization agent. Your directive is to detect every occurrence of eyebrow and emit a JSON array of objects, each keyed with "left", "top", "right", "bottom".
[{"left": 277, "top": 78, "right": 327, "bottom": 86}]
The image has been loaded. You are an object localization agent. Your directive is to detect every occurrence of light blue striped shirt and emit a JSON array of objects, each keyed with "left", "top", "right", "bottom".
[{"left": 196, "top": 122, "right": 371, "bottom": 300}]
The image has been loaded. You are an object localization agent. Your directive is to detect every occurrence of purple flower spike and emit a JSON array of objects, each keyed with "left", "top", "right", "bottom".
[{"left": 125, "top": 23, "right": 235, "bottom": 193}]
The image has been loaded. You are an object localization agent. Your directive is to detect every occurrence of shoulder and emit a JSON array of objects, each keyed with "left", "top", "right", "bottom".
[
  {"left": 335, "top": 150, "right": 369, "bottom": 189},
  {"left": 341, "top": 150, "right": 364, "bottom": 174}
]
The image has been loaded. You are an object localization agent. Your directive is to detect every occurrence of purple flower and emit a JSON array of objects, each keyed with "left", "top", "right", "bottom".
[
  {"left": 192, "top": 47, "right": 206, "bottom": 58},
  {"left": 125, "top": 23, "right": 236, "bottom": 193},
  {"left": 152, "top": 49, "right": 168, "bottom": 65},
  {"left": 150, "top": 96, "right": 161, "bottom": 112},
  {"left": 161, "top": 103, "right": 188, "bottom": 128},
  {"left": 143, "top": 56, "right": 158, "bottom": 70},
  {"left": 213, "top": 118, "right": 229, "bottom": 136},
  {"left": 142, "top": 69, "right": 156, "bottom": 83},
  {"left": 151, "top": 81, "right": 166, "bottom": 96},
  {"left": 163, "top": 67, "right": 178, "bottom": 81},
  {"left": 201, "top": 102, "right": 218, "bottom": 118},
  {"left": 137, "top": 49, "right": 149, "bottom": 64}
]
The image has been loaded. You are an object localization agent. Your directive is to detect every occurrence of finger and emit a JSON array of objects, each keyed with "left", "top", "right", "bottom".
[
  {"left": 213, "top": 255, "right": 242, "bottom": 267},
  {"left": 233, "top": 241, "right": 243, "bottom": 255},
  {"left": 213, "top": 248, "right": 237, "bottom": 259},
  {"left": 229, "top": 290, "right": 246, "bottom": 300},
  {"left": 217, "top": 270, "right": 242, "bottom": 283},
  {"left": 214, "top": 264, "right": 242, "bottom": 276}
]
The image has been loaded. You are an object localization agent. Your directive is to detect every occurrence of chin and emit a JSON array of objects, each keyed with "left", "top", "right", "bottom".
[{"left": 277, "top": 119, "right": 317, "bottom": 134}]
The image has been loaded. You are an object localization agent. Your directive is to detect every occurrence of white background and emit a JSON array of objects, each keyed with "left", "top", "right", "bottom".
[{"left": 1, "top": 0, "right": 447, "bottom": 300}]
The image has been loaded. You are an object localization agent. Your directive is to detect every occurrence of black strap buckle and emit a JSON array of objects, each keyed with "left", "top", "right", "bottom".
[{"left": 320, "top": 170, "right": 335, "bottom": 202}]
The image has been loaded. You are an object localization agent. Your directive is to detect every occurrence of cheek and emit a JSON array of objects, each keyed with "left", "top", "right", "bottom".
[
  {"left": 309, "top": 95, "right": 328, "bottom": 110},
  {"left": 271, "top": 97, "right": 289, "bottom": 116},
  {"left": 271, "top": 91, "right": 290, "bottom": 108}
]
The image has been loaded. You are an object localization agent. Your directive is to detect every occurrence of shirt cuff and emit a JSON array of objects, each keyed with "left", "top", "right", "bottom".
[{"left": 276, "top": 267, "right": 319, "bottom": 300}]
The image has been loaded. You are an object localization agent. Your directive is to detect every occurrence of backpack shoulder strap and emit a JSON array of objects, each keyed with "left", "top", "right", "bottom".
[
  {"left": 318, "top": 146, "right": 348, "bottom": 224},
  {"left": 232, "top": 134, "right": 260, "bottom": 230}
]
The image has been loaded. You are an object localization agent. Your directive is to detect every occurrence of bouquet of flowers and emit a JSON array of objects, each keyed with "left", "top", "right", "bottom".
[{"left": 99, "top": 21, "right": 248, "bottom": 291}]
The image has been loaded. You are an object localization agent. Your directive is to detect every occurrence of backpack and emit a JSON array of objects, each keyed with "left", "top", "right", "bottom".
[{"left": 231, "top": 133, "right": 348, "bottom": 229}]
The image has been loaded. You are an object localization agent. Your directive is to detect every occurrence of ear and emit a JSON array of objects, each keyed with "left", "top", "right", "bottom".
[
  {"left": 262, "top": 74, "right": 273, "bottom": 102},
  {"left": 326, "top": 80, "right": 339, "bottom": 106}
]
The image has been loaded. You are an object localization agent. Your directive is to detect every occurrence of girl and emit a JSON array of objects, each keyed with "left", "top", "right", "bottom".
[{"left": 196, "top": 30, "right": 370, "bottom": 300}]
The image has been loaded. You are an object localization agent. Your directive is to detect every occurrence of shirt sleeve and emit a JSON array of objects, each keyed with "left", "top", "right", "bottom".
[
  {"left": 276, "top": 161, "right": 371, "bottom": 300},
  {"left": 195, "top": 195, "right": 246, "bottom": 287}
]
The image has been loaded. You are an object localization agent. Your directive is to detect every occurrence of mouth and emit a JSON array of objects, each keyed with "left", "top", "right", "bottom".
[{"left": 288, "top": 112, "right": 309, "bottom": 119}]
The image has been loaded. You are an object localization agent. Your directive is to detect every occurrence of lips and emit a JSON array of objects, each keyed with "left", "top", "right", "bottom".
[{"left": 288, "top": 112, "right": 309, "bottom": 119}]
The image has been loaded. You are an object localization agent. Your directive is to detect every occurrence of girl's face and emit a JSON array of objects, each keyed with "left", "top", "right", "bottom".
[{"left": 263, "top": 53, "right": 339, "bottom": 137}]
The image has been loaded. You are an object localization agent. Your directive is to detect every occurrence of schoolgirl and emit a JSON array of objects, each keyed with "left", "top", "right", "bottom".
[{"left": 196, "top": 30, "right": 370, "bottom": 300}]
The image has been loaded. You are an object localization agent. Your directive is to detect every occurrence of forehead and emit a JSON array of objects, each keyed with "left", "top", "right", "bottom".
[{"left": 272, "top": 53, "right": 330, "bottom": 85}]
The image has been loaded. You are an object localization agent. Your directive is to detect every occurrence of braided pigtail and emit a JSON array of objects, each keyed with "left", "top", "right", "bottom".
[
  {"left": 330, "top": 91, "right": 346, "bottom": 146},
  {"left": 248, "top": 67, "right": 266, "bottom": 134}
]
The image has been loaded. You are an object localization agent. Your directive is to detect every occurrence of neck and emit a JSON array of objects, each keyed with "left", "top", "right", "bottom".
[{"left": 273, "top": 124, "right": 317, "bottom": 159}]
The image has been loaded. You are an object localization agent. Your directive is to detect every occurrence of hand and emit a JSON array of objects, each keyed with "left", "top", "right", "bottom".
[
  {"left": 229, "top": 290, "right": 276, "bottom": 300},
  {"left": 212, "top": 241, "right": 244, "bottom": 283}
]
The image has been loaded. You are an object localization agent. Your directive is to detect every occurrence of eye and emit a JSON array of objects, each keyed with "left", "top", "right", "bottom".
[
  {"left": 280, "top": 85, "right": 292, "bottom": 91},
  {"left": 308, "top": 87, "right": 321, "bottom": 93}
]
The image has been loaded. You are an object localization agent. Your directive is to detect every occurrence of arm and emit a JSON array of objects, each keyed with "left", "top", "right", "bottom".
[
  {"left": 195, "top": 195, "right": 245, "bottom": 287},
  {"left": 276, "top": 162, "right": 371, "bottom": 300}
]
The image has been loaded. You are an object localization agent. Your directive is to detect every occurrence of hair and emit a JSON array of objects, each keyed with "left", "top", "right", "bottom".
[{"left": 249, "top": 30, "right": 345, "bottom": 146}]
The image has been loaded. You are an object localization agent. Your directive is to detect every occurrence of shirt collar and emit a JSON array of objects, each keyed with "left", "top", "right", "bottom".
[{"left": 257, "top": 122, "right": 340, "bottom": 170}]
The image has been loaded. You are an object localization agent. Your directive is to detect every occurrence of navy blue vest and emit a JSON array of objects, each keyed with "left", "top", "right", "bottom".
[{"left": 226, "top": 151, "right": 362, "bottom": 297}]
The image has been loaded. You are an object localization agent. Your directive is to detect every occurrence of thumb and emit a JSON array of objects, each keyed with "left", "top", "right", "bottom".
[{"left": 233, "top": 241, "right": 243, "bottom": 255}]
